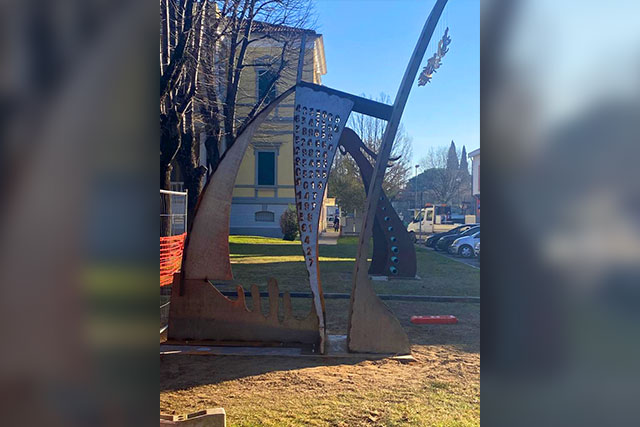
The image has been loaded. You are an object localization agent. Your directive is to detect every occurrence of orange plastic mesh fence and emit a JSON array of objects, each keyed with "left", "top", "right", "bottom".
[{"left": 160, "top": 233, "right": 186, "bottom": 286}]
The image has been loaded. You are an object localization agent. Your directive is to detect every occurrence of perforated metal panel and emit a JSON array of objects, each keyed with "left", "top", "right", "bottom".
[{"left": 292, "top": 86, "right": 354, "bottom": 347}]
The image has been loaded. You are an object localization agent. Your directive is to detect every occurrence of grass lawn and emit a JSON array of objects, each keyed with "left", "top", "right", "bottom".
[{"left": 161, "top": 235, "right": 479, "bottom": 426}]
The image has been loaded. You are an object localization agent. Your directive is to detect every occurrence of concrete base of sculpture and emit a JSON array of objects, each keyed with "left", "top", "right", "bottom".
[
  {"left": 161, "top": 335, "right": 415, "bottom": 360},
  {"left": 160, "top": 409, "right": 226, "bottom": 426},
  {"left": 168, "top": 274, "right": 320, "bottom": 348}
]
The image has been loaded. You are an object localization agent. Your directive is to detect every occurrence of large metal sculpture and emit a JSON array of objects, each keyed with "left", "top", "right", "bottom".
[
  {"left": 167, "top": 83, "right": 394, "bottom": 352},
  {"left": 168, "top": 86, "right": 323, "bottom": 348},
  {"left": 168, "top": 0, "right": 450, "bottom": 355},
  {"left": 338, "top": 128, "right": 417, "bottom": 278}
]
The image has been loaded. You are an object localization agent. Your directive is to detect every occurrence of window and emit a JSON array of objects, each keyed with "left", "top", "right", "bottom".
[
  {"left": 257, "top": 69, "right": 277, "bottom": 104},
  {"left": 462, "top": 227, "right": 479, "bottom": 236},
  {"left": 169, "top": 182, "right": 184, "bottom": 192},
  {"left": 257, "top": 151, "right": 276, "bottom": 186},
  {"left": 255, "top": 211, "right": 275, "bottom": 222}
]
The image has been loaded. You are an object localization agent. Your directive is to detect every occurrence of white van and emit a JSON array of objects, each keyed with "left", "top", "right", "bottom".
[{"left": 407, "top": 205, "right": 475, "bottom": 242}]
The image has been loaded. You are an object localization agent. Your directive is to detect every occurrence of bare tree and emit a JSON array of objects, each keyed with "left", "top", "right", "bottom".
[
  {"left": 329, "top": 94, "right": 413, "bottom": 213},
  {"left": 160, "top": 0, "right": 214, "bottom": 198},
  {"left": 200, "top": 0, "right": 315, "bottom": 173},
  {"left": 160, "top": 0, "right": 209, "bottom": 234},
  {"left": 349, "top": 94, "right": 413, "bottom": 199},
  {"left": 160, "top": 0, "right": 316, "bottom": 229},
  {"left": 328, "top": 147, "right": 367, "bottom": 215},
  {"left": 419, "top": 146, "right": 463, "bottom": 204}
]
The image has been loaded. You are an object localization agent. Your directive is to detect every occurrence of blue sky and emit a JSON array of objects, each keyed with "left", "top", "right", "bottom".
[{"left": 313, "top": 0, "right": 479, "bottom": 164}]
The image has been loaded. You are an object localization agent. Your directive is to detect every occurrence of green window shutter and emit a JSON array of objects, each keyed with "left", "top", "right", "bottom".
[
  {"left": 257, "top": 151, "right": 276, "bottom": 185},
  {"left": 257, "top": 69, "right": 277, "bottom": 104}
]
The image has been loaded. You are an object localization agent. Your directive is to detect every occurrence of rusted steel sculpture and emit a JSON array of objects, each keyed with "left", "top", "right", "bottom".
[
  {"left": 347, "top": 0, "right": 449, "bottom": 354},
  {"left": 168, "top": 80, "right": 391, "bottom": 352},
  {"left": 168, "top": 86, "right": 323, "bottom": 349},
  {"left": 338, "top": 128, "right": 417, "bottom": 278},
  {"left": 169, "top": 276, "right": 318, "bottom": 344},
  {"left": 292, "top": 85, "right": 354, "bottom": 351},
  {"left": 168, "top": 0, "right": 450, "bottom": 355}
]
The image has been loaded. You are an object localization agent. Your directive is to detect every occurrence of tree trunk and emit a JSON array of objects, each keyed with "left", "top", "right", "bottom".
[
  {"left": 160, "top": 108, "right": 181, "bottom": 237},
  {"left": 204, "top": 133, "right": 221, "bottom": 177},
  {"left": 177, "top": 128, "right": 206, "bottom": 233},
  {"left": 160, "top": 0, "right": 196, "bottom": 100},
  {"left": 160, "top": 163, "right": 173, "bottom": 237}
]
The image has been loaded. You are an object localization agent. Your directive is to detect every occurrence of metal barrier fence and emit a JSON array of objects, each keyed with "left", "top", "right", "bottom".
[
  {"left": 160, "top": 189, "right": 187, "bottom": 330},
  {"left": 160, "top": 189, "right": 188, "bottom": 236},
  {"left": 160, "top": 189, "right": 187, "bottom": 287}
]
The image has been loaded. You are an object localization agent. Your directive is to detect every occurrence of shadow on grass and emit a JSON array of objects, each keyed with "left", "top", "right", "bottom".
[
  {"left": 230, "top": 243, "right": 303, "bottom": 257},
  {"left": 160, "top": 354, "right": 375, "bottom": 392},
  {"left": 160, "top": 305, "right": 478, "bottom": 393},
  {"left": 160, "top": 300, "right": 478, "bottom": 393},
  {"left": 230, "top": 239, "right": 367, "bottom": 258}
]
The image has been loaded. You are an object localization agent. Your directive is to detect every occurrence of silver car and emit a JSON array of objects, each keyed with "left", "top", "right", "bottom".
[{"left": 449, "top": 231, "right": 480, "bottom": 258}]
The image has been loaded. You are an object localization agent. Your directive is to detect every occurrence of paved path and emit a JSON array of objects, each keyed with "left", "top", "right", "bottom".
[{"left": 318, "top": 231, "right": 340, "bottom": 245}]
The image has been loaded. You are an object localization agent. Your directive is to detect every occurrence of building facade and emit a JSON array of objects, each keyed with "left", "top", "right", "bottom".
[
  {"left": 168, "top": 23, "right": 328, "bottom": 237},
  {"left": 228, "top": 30, "right": 327, "bottom": 237}
]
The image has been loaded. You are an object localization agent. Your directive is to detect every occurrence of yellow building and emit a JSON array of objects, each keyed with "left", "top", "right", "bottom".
[{"left": 229, "top": 28, "right": 327, "bottom": 236}]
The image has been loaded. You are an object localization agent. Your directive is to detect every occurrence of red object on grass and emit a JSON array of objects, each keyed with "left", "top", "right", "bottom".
[{"left": 410, "top": 315, "right": 458, "bottom": 324}]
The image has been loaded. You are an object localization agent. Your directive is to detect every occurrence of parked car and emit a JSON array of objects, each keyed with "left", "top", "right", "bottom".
[
  {"left": 435, "top": 226, "right": 479, "bottom": 251},
  {"left": 474, "top": 240, "right": 480, "bottom": 258},
  {"left": 425, "top": 223, "right": 478, "bottom": 249},
  {"left": 449, "top": 231, "right": 480, "bottom": 258}
]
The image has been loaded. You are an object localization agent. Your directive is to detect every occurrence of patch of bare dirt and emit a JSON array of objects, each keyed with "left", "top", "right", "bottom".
[{"left": 161, "top": 301, "right": 479, "bottom": 425}]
